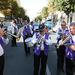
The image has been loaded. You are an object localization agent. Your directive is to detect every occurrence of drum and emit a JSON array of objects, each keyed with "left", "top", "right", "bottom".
[
  {"left": 25, "top": 38, "right": 34, "bottom": 47},
  {"left": 31, "top": 38, "right": 38, "bottom": 44}
]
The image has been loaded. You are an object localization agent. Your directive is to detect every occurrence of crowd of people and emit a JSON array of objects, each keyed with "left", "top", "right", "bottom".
[{"left": 0, "top": 19, "right": 75, "bottom": 75}]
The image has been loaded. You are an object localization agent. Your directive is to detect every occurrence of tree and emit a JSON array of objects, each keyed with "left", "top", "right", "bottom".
[
  {"left": 23, "top": 15, "right": 30, "bottom": 23},
  {"left": 0, "top": 0, "right": 12, "bottom": 15},
  {"left": 0, "top": 0, "right": 10, "bottom": 9},
  {"left": 41, "top": 7, "right": 48, "bottom": 19},
  {"left": 47, "top": 0, "right": 57, "bottom": 13},
  {"left": 0, "top": 0, "right": 18, "bottom": 17},
  {"left": 0, "top": 0, "right": 29, "bottom": 20},
  {"left": 18, "top": 7, "right": 26, "bottom": 18},
  {"left": 35, "top": 15, "right": 42, "bottom": 22},
  {"left": 10, "top": 0, "right": 27, "bottom": 19},
  {"left": 11, "top": 1, "right": 19, "bottom": 18},
  {"left": 52, "top": 0, "right": 75, "bottom": 22}
]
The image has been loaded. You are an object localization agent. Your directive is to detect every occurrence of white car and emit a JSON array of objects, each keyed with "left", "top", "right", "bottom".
[{"left": 44, "top": 19, "right": 53, "bottom": 29}]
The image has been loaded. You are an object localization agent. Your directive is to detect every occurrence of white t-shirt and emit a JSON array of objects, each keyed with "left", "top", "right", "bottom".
[
  {"left": 0, "top": 44, "right": 4, "bottom": 56},
  {"left": 0, "top": 37, "right": 9, "bottom": 56}
]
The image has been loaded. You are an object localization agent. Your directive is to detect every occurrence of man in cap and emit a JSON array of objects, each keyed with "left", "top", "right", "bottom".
[{"left": 32, "top": 24, "right": 52, "bottom": 75}]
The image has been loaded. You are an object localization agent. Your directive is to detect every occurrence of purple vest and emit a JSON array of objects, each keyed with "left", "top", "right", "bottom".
[
  {"left": 66, "top": 37, "right": 75, "bottom": 60},
  {"left": 57, "top": 28, "right": 69, "bottom": 39},
  {"left": 23, "top": 25, "right": 31, "bottom": 37},
  {"left": 57, "top": 28, "right": 69, "bottom": 44},
  {"left": 0, "top": 37, "right": 4, "bottom": 47},
  {"left": 34, "top": 33, "right": 49, "bottom": 56}
]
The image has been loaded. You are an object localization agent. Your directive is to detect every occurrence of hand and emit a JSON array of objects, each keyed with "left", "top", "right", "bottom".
[
  {"left": 69, "top": 45, "right": 75, "bottom": 51},
  {"left": 0, "top": 28, "right": 5, "bottom": 36},
  {"left": 62, "top": 35, "right": 67, "bottom": 40},
  {"left": 41, "top": 37, "right": 46, "bottom": 42}
]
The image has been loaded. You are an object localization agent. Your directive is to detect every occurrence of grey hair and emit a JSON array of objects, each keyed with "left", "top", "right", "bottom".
[
  {"left": 61, "top": 21, "right": 66, "bottom": 25},
  {"left": 70, "top": 22, "right": 75, "bottom": 26}
]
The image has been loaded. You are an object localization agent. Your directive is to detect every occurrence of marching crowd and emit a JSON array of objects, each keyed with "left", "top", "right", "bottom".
[{"left": 0, "top": 19, "right": 75, "bottom": 75}]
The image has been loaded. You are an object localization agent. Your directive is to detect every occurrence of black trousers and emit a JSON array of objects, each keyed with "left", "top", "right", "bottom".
[
  {"left": 11, "top": 33, "right": 17, "bottom": 47},
  {"left": 56, "top": 45, "right": 66, "bottom": 71},
  {"left": 34, "top": 51, "right": 48, "bottom": 75},
  {"left": 23, "top": 36, "right": 30, "bottom": 56},
  {"left": 65, "top": 58, "right": 75, "bottom": 75},
  {"left": 0, "top": 55, "right": 4, "bottom": 75}
]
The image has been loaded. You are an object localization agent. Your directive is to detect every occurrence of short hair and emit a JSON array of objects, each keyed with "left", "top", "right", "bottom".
[
  {"left": 61, "top": 21, "right": 66, "bottom": 25},
  {"left": 70, "top": 22, "right": 75, "bottom": 26}
]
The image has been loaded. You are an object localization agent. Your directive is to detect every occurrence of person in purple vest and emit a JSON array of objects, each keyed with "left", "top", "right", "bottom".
[
  {"left": 56, "top": 21, "right": 69, "bottom": 74},
  {"left": 23, "top": 20, "right": 33, "bottom": 56},
  {"left": 0, "top": 28, "right": 9, "bottom": 75},
  {"left": 64, "top": 22, "right": 75, "bottom": 75},
  {"left": 32, "top": 24, "right": 51, "bottom": 75}
]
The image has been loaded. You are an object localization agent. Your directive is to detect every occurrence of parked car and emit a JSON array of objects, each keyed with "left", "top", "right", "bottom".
[{"left": 44, "top": 19, "right": 53, "bottom": 29}]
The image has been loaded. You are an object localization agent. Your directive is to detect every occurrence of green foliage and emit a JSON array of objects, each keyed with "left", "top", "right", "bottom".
[
  {"left": 0, "top": 0, "right": 29, "bottom": 20},
  {"left": 0, "top": 0, "right": 11, "bottom": 9},
  {"left": 11, "top": 1, "right": 20, "bottom": 18},
  {"left": 23, "top": 15, "right": 30, "bottom": 23},
  {"left": 54, "top": 0, "right": 75, "bottom": 15},
  {"left": 11, "top": 1, "right": 25, "bottom": 18},
  {"left": 41, "top": 7, "right": 48, "bottom": 18},
  {"left": 35, "top": 15, "right": 42, "bottom": 22},
  {"left": 17, "top": 7, "right": 26, "bottom": 18},
  {"left": 48, "top": 0, "right": 75, "bottom": 15},
  {"left": 48, "top": 0, "right": 57, "bottom": 12}
]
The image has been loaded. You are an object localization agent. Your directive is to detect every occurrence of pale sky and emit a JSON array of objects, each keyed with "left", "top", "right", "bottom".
[{"left": 20, "top": 0, "right": 48, "bottom": 21}]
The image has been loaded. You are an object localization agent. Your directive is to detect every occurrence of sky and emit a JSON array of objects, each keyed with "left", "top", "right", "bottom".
[{"left": 20, "top": 0, "right": 48, "bottom": 21}]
